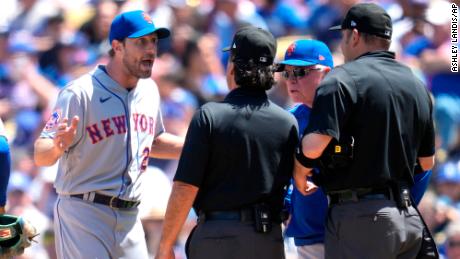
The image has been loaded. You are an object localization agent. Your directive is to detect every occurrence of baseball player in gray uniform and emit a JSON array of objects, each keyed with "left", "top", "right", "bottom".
[{"left": 33, "top": 10, "right": 184, "bottom": 259}]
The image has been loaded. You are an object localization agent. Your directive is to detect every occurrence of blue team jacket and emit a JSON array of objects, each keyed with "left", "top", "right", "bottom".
[{"left": 285, "top": 104, "right": 432, "bottom": 246}]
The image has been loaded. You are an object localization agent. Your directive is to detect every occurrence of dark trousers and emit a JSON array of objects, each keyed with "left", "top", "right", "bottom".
[
  {"left": 187, "top": 220, "right": 285, "bottom": 259},
  {"left": 325, "top": 199, "right": 423, "bottom": 259}
]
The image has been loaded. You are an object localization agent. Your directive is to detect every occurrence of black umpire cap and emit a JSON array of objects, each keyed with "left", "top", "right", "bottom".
[
  {"left": 223, "top": 26, "right": 276, "bottom": 66},
  {"left": 329, "top": 3, "right": 393, "bottom": 40}
]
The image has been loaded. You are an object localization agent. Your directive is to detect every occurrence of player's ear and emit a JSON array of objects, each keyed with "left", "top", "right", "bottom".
[
  {"left": 112, "top": 40, "right": 124, "bottom": 54},
  {"left": 226, "top": 59, "right": 237, "bottom": 90}
]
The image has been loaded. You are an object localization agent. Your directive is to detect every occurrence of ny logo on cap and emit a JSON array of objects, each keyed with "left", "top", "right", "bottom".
[
  {"left": 384, "top": 30, "right": 391, "bottom": 36},
  {"left": 351, "top": 20, "right": 357, "bottom": 27},
  {"left": 319, "top": 55, "right": 325, "bottom": 61},
  {"left": 142, "top": 12, "right": 153, "bottom": 24},
  {"left": 259, "top": 57, "right": 267, "bottom": 62},
  {"left": 287, "top": 43, "right": 296, "bottom": 56}
]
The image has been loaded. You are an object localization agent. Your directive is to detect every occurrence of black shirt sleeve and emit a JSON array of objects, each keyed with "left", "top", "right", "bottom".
[
  {"left": 173, "top": 107, "right": 211, "bottom": 187},
  {"left": 418, "top": 91, "right": 435, "bottom": 157},
  {"left": 304, "top": 69, "right": 354, "bottom": 140}
]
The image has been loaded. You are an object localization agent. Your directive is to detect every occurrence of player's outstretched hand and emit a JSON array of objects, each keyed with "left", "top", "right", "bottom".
[{"left": 54, "top": 116, "right": 79, "bottom": 153}]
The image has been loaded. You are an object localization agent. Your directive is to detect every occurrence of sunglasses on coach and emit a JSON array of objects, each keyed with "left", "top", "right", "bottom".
[{"left": 282, "top": 68, "right": 321, "bottom": 80}]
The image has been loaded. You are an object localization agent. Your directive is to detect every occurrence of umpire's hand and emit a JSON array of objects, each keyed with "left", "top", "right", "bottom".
[{"left": 293, "top": 159, "right": 318, "bottom": 196}]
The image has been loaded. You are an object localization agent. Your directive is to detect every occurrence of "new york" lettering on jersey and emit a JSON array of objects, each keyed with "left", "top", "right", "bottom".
[{"left": 86, "top": 113, "right": 155, "bottom": 144}]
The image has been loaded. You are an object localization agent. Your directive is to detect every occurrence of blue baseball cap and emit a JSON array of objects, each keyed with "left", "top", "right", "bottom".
[
  {"left": 278, "top": 39, "right": 333, "bottom": 69},
  {"left": 109, "top": 10, "right": 170, "bottom": 43}
]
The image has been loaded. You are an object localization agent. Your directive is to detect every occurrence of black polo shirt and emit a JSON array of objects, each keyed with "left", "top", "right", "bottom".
[
  {"left": 305, "top": 51, "right": 435, "bottom": 192},
  {"left": 174, "top": 87, "right": 298, "bottom": 213}
]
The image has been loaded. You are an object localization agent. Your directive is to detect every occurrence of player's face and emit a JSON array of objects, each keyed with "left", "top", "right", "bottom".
[
  {"left": 283, "top": 65, "right": 324, "bottom": 106},
  {"left": 122, "top": 34, "right": 158, "bottom": 79}
]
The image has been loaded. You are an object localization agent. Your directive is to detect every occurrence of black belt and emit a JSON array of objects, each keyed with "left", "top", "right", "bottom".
[
  {"left": 328, "top": 187, "right": 392, "bottom": 205},
  {"left": 200, "top": 208, "right": 255, "bottom": 222},
  {"left": 70, "top": 193, "right": 140, "bottom": 209}
]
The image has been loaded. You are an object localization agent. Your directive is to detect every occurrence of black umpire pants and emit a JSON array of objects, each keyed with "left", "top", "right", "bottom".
[
  {"left": 187, "top": 219, "right": 285, "bottom": 259},
  {"left": 325, "top": 199, "right": 424, "bottom": 259}
]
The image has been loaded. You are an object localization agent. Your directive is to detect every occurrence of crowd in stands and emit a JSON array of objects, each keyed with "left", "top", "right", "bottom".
[{"left": 0, "top": 0, "right": 458, "bottom": 258}]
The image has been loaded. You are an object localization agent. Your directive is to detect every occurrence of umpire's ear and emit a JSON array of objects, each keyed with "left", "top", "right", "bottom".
[{"left": 226, "top": 59, "right": 237, "bottom": 90}]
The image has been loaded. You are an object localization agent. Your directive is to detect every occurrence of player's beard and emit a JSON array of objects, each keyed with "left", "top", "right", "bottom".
[{"left": 123, "top": 54, "right": 154, "bottom": 79}]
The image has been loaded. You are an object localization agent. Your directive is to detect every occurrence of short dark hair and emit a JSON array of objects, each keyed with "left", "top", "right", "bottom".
[
  {"left": 361, "top": 32, "right": 391, "bottom": 50},
  {"left": 232, "top": 54, "right": 275, "bottom": 90},
  {"left": 344, "top": 30, "right": 391, "bottom": 51}
]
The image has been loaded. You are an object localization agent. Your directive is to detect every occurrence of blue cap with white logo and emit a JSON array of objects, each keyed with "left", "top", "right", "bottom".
[
  {"left": 109, "top": 10, "right": 170, "bottom": 43},
  {"left": 278, "top": 39, "right": 333, "bottom": 68}
]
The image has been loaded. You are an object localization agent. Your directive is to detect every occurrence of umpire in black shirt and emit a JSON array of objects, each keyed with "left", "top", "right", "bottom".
[
  {"left": 157, "top": 26, "right": 298, "bottom": 259},
  {"left": 293, "top": 3, "right": 436, "bottom": 259}
]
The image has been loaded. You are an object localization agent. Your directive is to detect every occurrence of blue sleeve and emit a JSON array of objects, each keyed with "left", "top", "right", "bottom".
[
  {"left": 284, "top": 178, "right": 295, "bottom": 213},
  {"left": 0, "top": 137, "right": 10, "bottom": 207},
  {"left": 410, "top": 170, "right": 432, "bottom": 205}
]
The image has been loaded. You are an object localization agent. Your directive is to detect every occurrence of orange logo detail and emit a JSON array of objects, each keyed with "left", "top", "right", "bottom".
[
  {"left": 287, "top": 43, "right": 296, "bottom": 56},
  {"left": 142, "top": 12, "right": 153, "bottom": 24},
  {"left": 319, "top": 55, "right": 325, "bottom": 61}
]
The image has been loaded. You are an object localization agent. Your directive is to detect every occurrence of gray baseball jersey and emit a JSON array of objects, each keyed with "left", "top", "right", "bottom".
[{"left": 40, "top": 65, "right": 164, "bottom": 201}]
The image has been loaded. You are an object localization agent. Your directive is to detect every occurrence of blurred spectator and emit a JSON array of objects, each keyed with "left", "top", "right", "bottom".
[
  {"left": 0, "top": 27, "right": 15, "bottom": 120},
  {"left": 254, "top": 0, "right": 307, "bottom": 37},
  {"left": 178, "top": 34, "right": 228, "bottom": 104},
  {"left": 39, "top": 32, "right": 91, "bottom": 88},
  {"left": 205, "top": 0, "right": 267, "bottom": 65},
  {"left": 158, "top": 74, "right": 197, "bottom": 137},
  {"left": 436, "top": 161, "right": 460, "bottom": 210},
  {"left": 6, "top": 31, "right": 58, "bottom": 147},
  {"left": 392, "top": 0, "right": 429, "bottom": 52},
  {"left": 146, "top": 0, "right": 175, "bottom": 30},
  {"left": 416, "top": 0, "right": 460, "bottom": 151},
  {"left": 442, "top": 221, "right": 460, "bottom": 259},
  {"left": 79, "top": 0, "right": 118, "bottom": 60},
  {"left": 151, "top": 73, "right": 198, "bottom": 178},
  {"left": 9, "top": 0, "right": 59, "bottom": 34},
  {"left": 139, "top": 166, "right": 172, "bottom": 257},
  {"left": 30, "top": 163, "right": 58, "bottom": 219},
  {"left": 306, "top": 0, "right": 358, "bottom": 49},
  {"left": 7, "top": 172, "right": 51, "bottom": 259}
]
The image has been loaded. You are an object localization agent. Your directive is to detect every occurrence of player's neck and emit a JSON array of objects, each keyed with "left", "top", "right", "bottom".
[{"left": 105, "top": 61, "right": 138, "bottom": 90}]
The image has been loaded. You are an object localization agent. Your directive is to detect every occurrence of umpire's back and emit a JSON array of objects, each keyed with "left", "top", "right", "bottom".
[
  {"left": 174, "top": 25, "right": 299, "bottom": 213},
  {"left": 309, "top": 2, "right": 435, "bottom": 191},
  {"left": 183, "top": 89, "right": 298, "bottom": 212},
  {"left": 322, "top": 51, "right": 434, "bottom": 190}
]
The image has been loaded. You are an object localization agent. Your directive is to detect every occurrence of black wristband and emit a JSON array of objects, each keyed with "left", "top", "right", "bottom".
[{"left": 295, "top": 143, "right": 319, "bottom": 168}]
